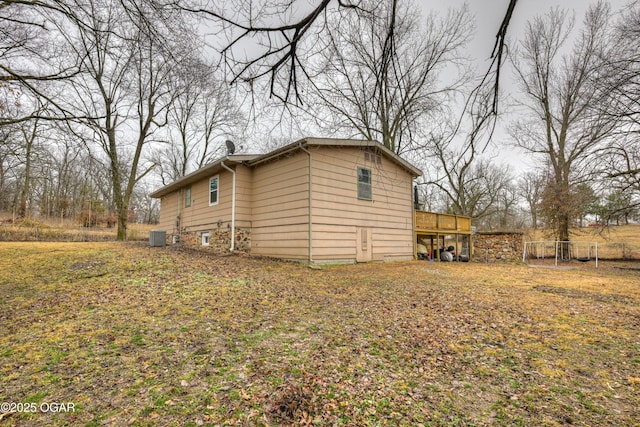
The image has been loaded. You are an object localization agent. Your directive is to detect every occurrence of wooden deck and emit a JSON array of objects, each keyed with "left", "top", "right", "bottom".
[
  {"left": 414, "top": 211, "right": 472, "bottom": 235},
  {"left": 414, "top": 210, "right": 473, "bottom": 261}
]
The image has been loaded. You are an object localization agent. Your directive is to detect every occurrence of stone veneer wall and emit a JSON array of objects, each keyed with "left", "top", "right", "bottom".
[
  {"left": 472, "top": 231, "right": 524, "bottom": 263},
  {"left": 170, "top": 227, "right": 251, "bottom": 254}
]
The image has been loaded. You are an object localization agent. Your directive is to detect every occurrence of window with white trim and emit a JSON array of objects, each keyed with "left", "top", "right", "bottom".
[
  {"left": 209, "top": 176, "right": 219, "bottom": 206},
  {"left": 184, "top": 185, "right": 192, "bottom": 208},
  {"left": 201, "top": 232, "right": 210, "bottom": 246},
  {"left": 357, "top": 167, "right": 372, "bottom": 200}
]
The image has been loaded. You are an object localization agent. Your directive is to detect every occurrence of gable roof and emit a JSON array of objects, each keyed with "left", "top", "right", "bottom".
[
  {"left": 250, "top": 138, "right": 422, "bottom": 176},
  {"left": 150, "top": 137, "right": 422, "bottom": 198}
]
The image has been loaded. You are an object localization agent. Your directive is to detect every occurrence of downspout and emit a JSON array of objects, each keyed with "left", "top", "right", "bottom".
[
  {"left": 299, "top": 143, "right": 313, "bottom": 263},
  {"left": 413, "top": 184, "right": 418, "bottom": 260},
  {"left": 220, "top": 161, "right": 236, "bottom": 252},
  {"left": 176, "top": 189, "right": 182, "bottom": 235}
]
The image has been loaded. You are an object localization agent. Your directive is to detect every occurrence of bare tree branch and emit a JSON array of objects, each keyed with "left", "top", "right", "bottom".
[{"left": 182, "top": 0, "right": 519, "bottom": 109}]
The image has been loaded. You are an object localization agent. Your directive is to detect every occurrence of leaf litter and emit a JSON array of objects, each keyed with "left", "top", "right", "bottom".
[{"left": 0, "top": 242, "right": 638, "bottom": 426}]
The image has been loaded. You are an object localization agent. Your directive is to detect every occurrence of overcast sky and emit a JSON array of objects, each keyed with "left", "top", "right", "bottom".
[
  {"left": 423, "top": 0, "right": 630, "bottom": 61},
  {"left": 220, "top": 1, "right": 632, "bottom": 172},
  {"left": 418, "top": 0, "right": 630, "bottom": 172}
]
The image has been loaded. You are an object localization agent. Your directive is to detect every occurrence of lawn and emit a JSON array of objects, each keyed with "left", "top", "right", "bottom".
[
  {"left": 524, "top": 224, "right": 640, "bottom": 260},
  {"left": 0, "top": 242, "right": 639, "bottom": 426}
]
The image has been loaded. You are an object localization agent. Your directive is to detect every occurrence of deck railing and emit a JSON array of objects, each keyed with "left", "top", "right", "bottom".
[{"left": 414, "top": 210, "right": 472, "bottom": 234}]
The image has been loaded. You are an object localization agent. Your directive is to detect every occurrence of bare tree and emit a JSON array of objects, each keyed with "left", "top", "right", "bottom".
[
  {"left": 516, "top": 170, "right": 545, "bottom": 229},
  {"left": 600, "top": 1, "right": 640, "bottom": 192},
  {"left": 416, "top": 72, "right": 513, "bottom": 223},
  {"left": 39, "top": 125, "right": 96, "bottom": 220},
  {"left": 0, "top": 0, "right": 91, "bottom": 126},
  {"left": 425, "top": 128, "right": 513, "bottom": 222},
  {"left": 606, "top": 142, "right": 640, "bottom": 194},
  {"left": 510, "top": 3, "right": 617, "bottom": 242},
  {"left": 303, "top": 1, "right": 471, "bottom": 155},
  {"left": 601, "top": 1, "right": 640, "bottom": 133},
  {"left": 183, "top": 0, "right": 518, "bottom": 112},
  {"left": 492, "top": 182, "right": 520, "bottom": 229},
  {"left": 48, "top": 0, "right": 190, "bottom": 239},
  {"left": 152, "top": 61, "right": 243, "bottom": 185},
  {"left": 15, "top": 115, "right": 42, "bottom": 218},
  {"left": 0, "top": 122, "right": 20, "bottom": 211}
]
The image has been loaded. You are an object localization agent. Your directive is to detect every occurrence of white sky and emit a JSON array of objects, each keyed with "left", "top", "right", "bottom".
[
  {"left": 419, "top": 0, "right": 630, "bottom": 173},
  {"left": 209, "top": 1, "right": 631, "bottom": 173}
]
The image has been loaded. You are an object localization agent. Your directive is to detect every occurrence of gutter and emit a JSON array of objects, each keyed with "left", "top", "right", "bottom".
[
  {"left": 220, "top": 161, "right": 236, "bottom": 252},
  {"left": 150, "top": 155, "right": 258, "bottom": 199},
  {"left": 299, "top": 142, "right": 313, "bottom": 264}
]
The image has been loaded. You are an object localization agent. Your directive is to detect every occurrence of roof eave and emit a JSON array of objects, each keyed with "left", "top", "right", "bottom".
[
  {"left": 247, "top": 137, "right": 422, "bottom": 177},
  {"left": 149, "top": 155, "right": 257, "bottom": 198}
]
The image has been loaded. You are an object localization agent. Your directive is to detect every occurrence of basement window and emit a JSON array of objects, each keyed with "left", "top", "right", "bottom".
[
  {"left": 357, "top": 167, "right": 372, "bottom": 200},
  {"left": 201, "top": 232, "right": 210, "bottom": 246}
]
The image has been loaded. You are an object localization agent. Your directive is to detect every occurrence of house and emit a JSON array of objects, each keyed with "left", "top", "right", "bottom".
[{"left": 150, "top": 137, "right": 422, "bottom": 264}]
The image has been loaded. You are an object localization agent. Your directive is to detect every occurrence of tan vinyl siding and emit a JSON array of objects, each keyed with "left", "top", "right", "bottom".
[
  {"left": 310, "top": 146, "right": 414, "bottom": 262},
  {"left": 158, "top": 191, "right": 180, "bottom": 232},
  {"left": 373, "top": 228, "right": 415, "bottom": 262},
  {"left": 311, "top": 223, "right": 357, "bottom": 262},
  {"left": 177, "top": 172, "right": 228, "bottom": 232},
  {"left": 157, "top": 164, "right": 249, "bottom": 232},
  {"left": 233, "top": 165, "right": 252, "bottom": 228},
  {"left": 251, "top": 152, "right": 310, "bottom": 259},
  {"left": 153, "top": 141, "right": 418, "bottom": 263}
]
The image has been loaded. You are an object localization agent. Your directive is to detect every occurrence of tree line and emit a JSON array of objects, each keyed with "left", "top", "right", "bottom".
[{"left": 1, "top": 0, "right": 638, "bottom": 241}]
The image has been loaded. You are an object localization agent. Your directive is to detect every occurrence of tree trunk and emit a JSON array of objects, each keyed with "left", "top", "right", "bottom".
[
  {"left": 558, "top": 212, "right": 570, "bottom": 242},
  {"left": 108, "top": 139, "right": 128, "bottom": 241},
  {"left": 116, "top": 208, "right": 128, "bottom": 240},
  {"left": 17, "top": 124, "right": 36, "bottom": 219}
]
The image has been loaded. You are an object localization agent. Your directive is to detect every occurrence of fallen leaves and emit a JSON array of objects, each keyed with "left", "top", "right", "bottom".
[{"left": 0, "top": 242, "right": 639, "bottom": 426}]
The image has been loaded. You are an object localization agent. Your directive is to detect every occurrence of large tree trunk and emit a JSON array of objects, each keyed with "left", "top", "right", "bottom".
[
  {"left": 108, "top": 135, "right": 128, "bottom": 241},
  {"left": 558, "top": 212, "right": 570, "bottom": 242},
  {"left": 116, "top": 208, "right": 128, "bottom": 240}
]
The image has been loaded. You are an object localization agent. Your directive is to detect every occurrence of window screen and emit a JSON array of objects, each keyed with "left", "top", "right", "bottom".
[
  {"left": 357, "top": 167, "right": 372, "bottom": 200},
  {"left": 209, "top": 176, "right": 219, "bottom": 205}
]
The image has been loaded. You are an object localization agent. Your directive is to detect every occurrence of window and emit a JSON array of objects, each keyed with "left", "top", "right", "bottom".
[
  {"left": 184, "top": 185, "right": 192, "bottom": 208},
  {"left": 357, "top": 167, "right": 372, "bottom": 200},
  {"left": 209, "top": 176, "right": 219, "bottom": 206},
  {"left": 201, "top": 232, "right": 210, "bottom": 246},
  {"left": 363, "top": 147, "right": 382, "bottom": 164}
]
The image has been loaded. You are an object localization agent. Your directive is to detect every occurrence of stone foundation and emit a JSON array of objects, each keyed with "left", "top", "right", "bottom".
[
  {"left": 472, "top": 231, "right": 523, "bottom": 263},
  {"left": 170, "top": 227, "right": 251, "bottom": 254}
]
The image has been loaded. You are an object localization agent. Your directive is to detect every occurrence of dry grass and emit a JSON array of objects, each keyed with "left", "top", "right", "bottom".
[
  {"left": 524, "top": 224, "right": 640, "bottom": 259},
  {"left": 0, "top": 220, "right": 154, "bottom": 242},
  {"left": 0, "top": 242, "right": 639, "bottom": 426}
]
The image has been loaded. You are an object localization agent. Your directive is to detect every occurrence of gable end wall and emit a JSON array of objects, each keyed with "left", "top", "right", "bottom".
[{"left": 310, "top": 146, "right": 414, "bottom": 263}]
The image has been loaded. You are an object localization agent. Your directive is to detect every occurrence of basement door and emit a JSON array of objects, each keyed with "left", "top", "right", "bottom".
[{"left": 356, "top": 227, "right": 372, "bottom": 262}]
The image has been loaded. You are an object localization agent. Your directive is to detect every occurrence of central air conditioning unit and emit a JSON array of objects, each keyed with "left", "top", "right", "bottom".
[{"left": 149, "top": 230, "right": 166, "bottom": 247}]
